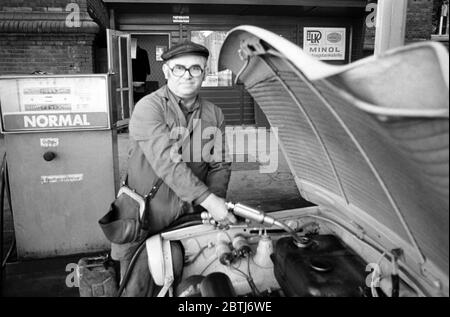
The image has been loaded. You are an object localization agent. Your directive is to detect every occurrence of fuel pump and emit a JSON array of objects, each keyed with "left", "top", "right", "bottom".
[{"left": 0, "top": 74, "right": 119, "bottom": 259}]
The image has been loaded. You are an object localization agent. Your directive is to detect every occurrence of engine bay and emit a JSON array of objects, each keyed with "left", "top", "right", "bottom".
[
  {"left": 179, "top": 231, "right": 369, "bottom": 297},
  {"left": 165, "top": 207, "right": 420, "bottom": 297},
  {"left": 76, "top": 205, "right": 425, "bottom": 297}
]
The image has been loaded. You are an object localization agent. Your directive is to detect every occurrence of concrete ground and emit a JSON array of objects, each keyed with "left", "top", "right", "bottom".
[{"left": 0, "top": 130, "right": 312, "bottom": 296}]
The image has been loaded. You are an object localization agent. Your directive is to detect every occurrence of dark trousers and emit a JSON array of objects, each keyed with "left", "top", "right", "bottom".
[
  {"left": 118, "top": 241, "right": 184, "bottom": 297},
  {"left": 119, "top": 248, "right": 157, "bottom": 297}
]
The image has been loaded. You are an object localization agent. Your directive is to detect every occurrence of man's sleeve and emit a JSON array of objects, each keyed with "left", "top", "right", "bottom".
[
  {"left": 202, "top": 110, "right": 232, "bottom": 200},
  {"left": 129, "top": 96, "right": 209, "bottom": 203}
]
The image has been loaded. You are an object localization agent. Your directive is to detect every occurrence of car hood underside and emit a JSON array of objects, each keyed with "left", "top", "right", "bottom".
[{"left": 218, "top": 25, "right": 449, "bottom": 285}]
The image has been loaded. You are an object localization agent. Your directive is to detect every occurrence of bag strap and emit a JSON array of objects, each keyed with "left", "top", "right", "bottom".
[
  {"left": 122, "top": 173, "right": 128, "bottom": 186},
  {"left": 141, "top": 178, "right": 164, "bottom": 231},
  {"left": 145, "top": 178, "right": 164, "bottom": 198},
  {"left": 122, "top": 173, "right": 163, "bottom": 197},
  {"left": 122, "top": 172, "right": 164, "bottom": 231}
]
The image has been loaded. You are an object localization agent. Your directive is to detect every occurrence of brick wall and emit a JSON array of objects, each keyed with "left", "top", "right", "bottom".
[
  {"left": 405, "top": 0, "right": 434, "bottom": 43},
  {"left": 350, "top": 16, "right": 366, "bottom": 62},
  {"left": 0, "top": 0, "right": 107, "bottom": 75},
  {"left": 0, "top": 34, "right": 94, "bottom": 74},
  {"left": 0, "top": 0, "right": 88, "bottom": 12}
]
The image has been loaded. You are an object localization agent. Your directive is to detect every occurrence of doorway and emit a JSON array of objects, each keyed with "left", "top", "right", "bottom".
[{"left": 131, "top": 33, "right": 170, "bottom": 104}]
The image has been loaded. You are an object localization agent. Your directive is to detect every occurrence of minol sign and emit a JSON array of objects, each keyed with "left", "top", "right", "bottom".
[
  {"left": 303, "top": 27, "right": 346, "bottom": 60},
  {"left": 2, "top": 112, "right": 109, "bottom": 132}
]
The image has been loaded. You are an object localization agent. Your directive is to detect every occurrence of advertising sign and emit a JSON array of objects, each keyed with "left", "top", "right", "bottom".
[
  {"left": 303, "top": 27, "right": 346, "bottom": 60},
  {"left": 0, "top": 75, "right": 110, "bottom": 132}
]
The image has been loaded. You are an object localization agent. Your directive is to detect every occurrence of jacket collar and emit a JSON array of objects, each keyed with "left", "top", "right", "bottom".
[
  {"left": 163, "top": 85, "right": 201, "bottom": 113},
  {"left": 161, "top": 85, "right": 203, "bottom": 146}
]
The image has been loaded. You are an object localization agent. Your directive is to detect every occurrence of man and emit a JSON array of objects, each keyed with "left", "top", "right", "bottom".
[{"left": 112, "top": 41, "right": 236, "bottom": 296}]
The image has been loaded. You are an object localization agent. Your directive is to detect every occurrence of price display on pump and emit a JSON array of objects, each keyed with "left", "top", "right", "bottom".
[{"left": 0, "top": 75, "right": 110, "bottom": 133}]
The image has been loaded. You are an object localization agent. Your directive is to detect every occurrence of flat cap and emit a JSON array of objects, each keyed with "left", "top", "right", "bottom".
[{"left": 161, "top": 40, "right": 209, "bottom": 61}]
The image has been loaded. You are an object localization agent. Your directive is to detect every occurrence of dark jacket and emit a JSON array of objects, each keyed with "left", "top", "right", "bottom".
[{"left": 112, "top": 85, "right": 231, "bottom": 259}]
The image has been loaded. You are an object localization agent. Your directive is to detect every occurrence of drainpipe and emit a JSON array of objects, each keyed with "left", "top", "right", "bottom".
[{"left": 374, "top": 0, "right": 408, "bottom": 56}]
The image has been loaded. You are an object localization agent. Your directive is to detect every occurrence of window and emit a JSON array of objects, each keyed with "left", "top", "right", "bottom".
[
  {"left": 433, "top": 0, "right": 449, "bottom": 36},
  {"left": 191, "top": 30, "right": 233, "bottom": 87}
]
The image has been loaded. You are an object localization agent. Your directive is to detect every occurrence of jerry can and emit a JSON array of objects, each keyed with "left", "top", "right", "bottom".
[{"left": 78, "top": 254, "right": 118, "bottom": 297}]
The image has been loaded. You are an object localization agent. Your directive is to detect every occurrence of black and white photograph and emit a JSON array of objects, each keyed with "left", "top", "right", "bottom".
[{"left": 0, "top": 0, "right": 448, "bottom": 302}]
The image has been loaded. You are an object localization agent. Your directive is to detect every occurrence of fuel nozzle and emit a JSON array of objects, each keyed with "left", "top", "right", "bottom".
[
  {"left": 225, "top": 202, "right": 275, "bottom": 226},
  {"left": 225, "top": 202, "right": 307, "bottom": 248}
]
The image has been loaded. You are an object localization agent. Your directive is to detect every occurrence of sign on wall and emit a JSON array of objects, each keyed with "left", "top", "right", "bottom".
[
  {"left": 303, "top": 27, "right": 346, "bottom": 60},
  {"left": 173, "top": 15, "right": 190, "bottom": 23},
  {"left": 156, "top": 46, "right": 167, "bottom": 61}
]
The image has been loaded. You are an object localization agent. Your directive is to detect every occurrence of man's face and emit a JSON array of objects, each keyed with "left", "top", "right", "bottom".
[{"left": 163, "top": 54, "right": 207, "bottom": 99}]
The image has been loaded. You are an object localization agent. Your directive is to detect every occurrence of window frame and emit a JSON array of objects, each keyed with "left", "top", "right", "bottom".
[{"left": 187, "top": 24, "right": 237, "bottom": 89}]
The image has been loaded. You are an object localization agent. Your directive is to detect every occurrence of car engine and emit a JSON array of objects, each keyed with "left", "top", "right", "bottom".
[
  {"left": 177, "top": 229, "right": 370, "bottom": 297},
  {"left": 168, "top": 204, "right": 420, "bottom": 297}
]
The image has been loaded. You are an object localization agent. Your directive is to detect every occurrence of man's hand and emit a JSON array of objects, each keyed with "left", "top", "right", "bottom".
[{"left": 200, "top": 193, "right": 237, "bottom": 224}]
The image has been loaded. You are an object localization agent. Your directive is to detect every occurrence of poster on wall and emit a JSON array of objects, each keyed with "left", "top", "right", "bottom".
[
  {"left": 156, "top": 46, "right": 167, "bottom": 61},
  {"left": 131, "top": 38, "right": 137, "bottom": 59},
  {"left": 303, "top": 27, "right": 346, "bottom": 60}
]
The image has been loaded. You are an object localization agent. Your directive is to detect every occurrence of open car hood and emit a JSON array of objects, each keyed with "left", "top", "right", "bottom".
[{"left": 219, "top": 26, "right": 449, "bottom": 285}]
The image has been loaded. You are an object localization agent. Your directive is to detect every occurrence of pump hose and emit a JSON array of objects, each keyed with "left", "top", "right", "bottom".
[
  {"left": 1, "top": 152, "right": 15, "bottom": 299},
  {"left": 1, "top": 153, "right": 15, "bottom": 271},
  {"left": 1, "top": 153, "right": 5, "bottom": 272}
]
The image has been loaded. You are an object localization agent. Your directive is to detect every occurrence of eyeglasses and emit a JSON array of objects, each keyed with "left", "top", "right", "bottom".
[{"left": 169, "top": 64, "right": 204, "bottom": 77}]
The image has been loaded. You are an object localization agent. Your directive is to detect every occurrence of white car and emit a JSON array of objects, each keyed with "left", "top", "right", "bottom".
[{"left": 118, "top": 25, "right": 449, "bottom": 298}]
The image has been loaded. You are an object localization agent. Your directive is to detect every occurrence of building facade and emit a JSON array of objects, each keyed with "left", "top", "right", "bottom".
[{"left": 0, "top": 0, "right": 442, "bottom": 126}]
